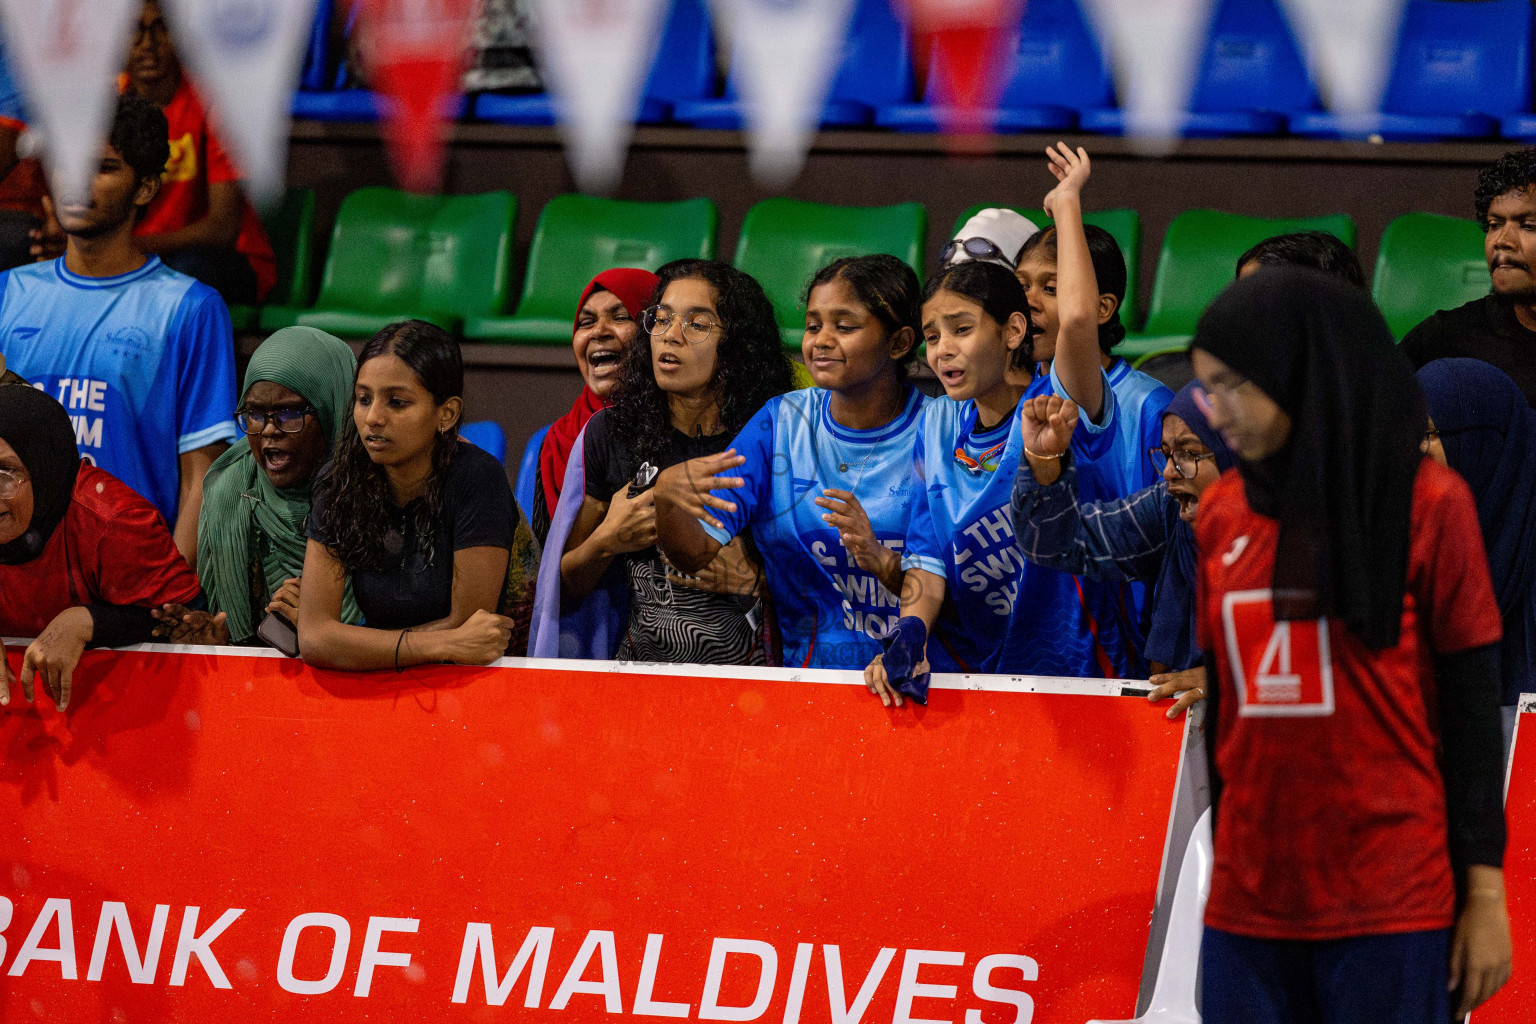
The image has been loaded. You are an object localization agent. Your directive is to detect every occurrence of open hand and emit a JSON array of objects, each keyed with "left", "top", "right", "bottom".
[
  {"left": 1148, "top": 667, "right": 1206, "bottom": 720},
  {"left": 1449, "top": 868, "right": 1513, "bottom": 1021},
  {"left": 152, "top": 604, "right": 232, "bottom": 646},
  {"left": 19, "top": 606, "right": 93, "bottom": 710},
  {"left": 1042, "top": 142, "right": 1092, "bottom": 219},
  {"left": 653, "top": 450, "right": 746, "bottom": 532},
  {"left": 815, "top": 489, "right": 897, "bottom": 581}
]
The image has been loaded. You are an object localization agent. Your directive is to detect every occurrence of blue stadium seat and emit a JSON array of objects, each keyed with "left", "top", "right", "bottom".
[
  {"left": 292, "top": 82, "right": 468, "bottom": 123},
  {"left": 673, "top": 0, "right": 912, "bottom": 129},
  {"left": 474, "top": 0, "right": 714, "bottom": 126},
  {"left": 876, "top": 0, "right": 1111, "bottom": 133},
  {"left": 514, "top": 424, "right": 550, "bottom": 515},
  {"left": 1080, "top": 0, "right": 1315, "bottom": 137},
  {"left": 462, "top": 420, "right": 510, "bottom": 467},
  {"left": 299, "top": 0, "right": 334, "bottom": 92},
  {"left": 1290, "top": 0, "right": 1530, "bottom": 141}
]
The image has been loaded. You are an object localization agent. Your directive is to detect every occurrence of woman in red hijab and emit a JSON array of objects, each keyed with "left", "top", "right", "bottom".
[{"left": 530, "top": 268, "right": 661, "bottom": 543}]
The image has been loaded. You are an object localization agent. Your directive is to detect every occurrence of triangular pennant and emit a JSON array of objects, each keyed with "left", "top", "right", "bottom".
[
  {"left": 1278, "top": 0, "right": 1405, "bottom": 124},
  {"left": 1079, "top": 0, "right": 1215, "bottom": 150},
  {"left": 708, "top": 0, "right": 858, "bottom": 186},
  {"left": 159, "top": 0, "right": 321, "bottom": 203},
  {"left": 528, "top": 0, "right": 669, "bottom": 193},
  {"left": 354, "top": 0, "right": 476, "bottom": 193},
  {"left": 0, "top": 0, "right": 142, "bottom": 203},
  {"left": 904, "top": 0, "right": 1020, "bottom": 137}
]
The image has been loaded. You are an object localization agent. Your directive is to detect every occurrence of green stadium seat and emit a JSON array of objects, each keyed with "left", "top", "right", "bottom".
[
  {"left": 1119, "top": 209, "right": 1357, "bottom": 359},
  {"left": 227, "top": 187, "right": 317, "bottom": 332},
  {"left": 261, "top": 188, "right": 516, "bottom": 335},
  {"left": 734, "top": 198, "right": 927, "bottom": 348},
  {"left": 950, "top": 205, "right": 1142, "bottom": 327},
  {"left": 1372, "top": 212, "right": 1489, "bottom": 340},
  {"left": 464, "top": 195, "right": 718, "bottom": 344}
]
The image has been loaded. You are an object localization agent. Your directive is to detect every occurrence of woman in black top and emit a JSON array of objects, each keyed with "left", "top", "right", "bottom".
[
  {"left": 561, "top": 260, "right": 793, "bottom": 664},
  {"left": 301, "top": 320, "right": 540, "bottom": 670}
]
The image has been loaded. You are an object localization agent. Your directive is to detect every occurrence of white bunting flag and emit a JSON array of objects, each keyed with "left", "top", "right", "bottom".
[
  {"left": 709, "top": 0, "right": 858, "bottom": 187},
  {"left": 529, "top": 0, "right": 670, "bottom": 193},
  {"left": 1079, "top": 0, "right": 1215, "bottom": 151},
  {"left": 1279, "top": 0, "right": 1405, "bottom": 126},
  {"left": 159, "top": 0, "right": 320, "bottom": 203},
  {"left": 158, "top": 0, "right": 317, "bottom": 202},
  {"left": 0, "top": 0, "right": 142, "bottom": 203}
]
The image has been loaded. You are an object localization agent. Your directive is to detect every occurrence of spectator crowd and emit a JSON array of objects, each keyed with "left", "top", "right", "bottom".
[{"left": 0, "top": 4, "right": 1533, "bottom": 1022}]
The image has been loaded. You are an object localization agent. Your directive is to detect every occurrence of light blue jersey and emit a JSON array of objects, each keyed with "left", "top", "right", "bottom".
[
  {"left": 1025, "top": 357, "right": 1174, "bottom": 675},
  {"left": 902, "top": 396, "right": 1107, "bottom": 678},
  {"left": 0, "top": 257, "right": 239, "bottom": 527},
  {"left": 702, "top": 386, "right": 927, "bottom": 669},
  {"left": 0, "top": 37, "right": 25, "bottom": 127}
]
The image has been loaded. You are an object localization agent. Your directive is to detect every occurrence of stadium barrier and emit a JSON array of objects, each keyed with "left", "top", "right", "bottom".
[{"left": 0, "top": 646, "right": 1188, "bottom": 1023}]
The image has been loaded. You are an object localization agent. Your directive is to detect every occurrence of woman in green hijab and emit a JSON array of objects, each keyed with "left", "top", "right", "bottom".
[{"left": 155, "top": 327, "right": 360, "bottom": 646}]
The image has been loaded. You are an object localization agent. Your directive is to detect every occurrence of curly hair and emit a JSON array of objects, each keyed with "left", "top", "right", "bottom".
[
  {"left": 110, "top": 94, "right": 170, "bottom": 216},
  {"left": 610, "top": 260, "right": 794, "bottom": 470},
  {"left": 1476, "top": 148, "right": 1536, "bottom": 225},
  {"left": 803, "top": 254, "right": 922, "bottom": 381},
  {"left": 923, "top": 260, "right": 1034, "bottom": 371},
  {"left": 311, "top": 320, "right": 464, "bottom": 573},
  {"left": 1016, "top": 224, "right": 1128, "bottom": 354}
]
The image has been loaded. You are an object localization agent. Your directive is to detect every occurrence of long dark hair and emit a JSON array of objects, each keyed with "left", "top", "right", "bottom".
[
  {"left": 1017, "top": 224, "right": 1128, "bottom": 354},
  {"left": 804, "top": 254, "right": 921, "bottom": 381},
  {"left": 611, "top": 260, "right": 794, "bottom": 468},
  {"left": 312, "top": 320, "right": 464, "bottom": 572},
  {"left": 923, "top": 261, "right": 1033, "bottom": 371}
]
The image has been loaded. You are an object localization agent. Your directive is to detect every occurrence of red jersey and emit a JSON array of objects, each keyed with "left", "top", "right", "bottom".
[
  {"left": 0, "top": 464, "right": 200, "bottom": 637},
  {"left": 1196, "top": 459, "right": 1502, "bottom": 941},
  {"left": 130, "top": 78, "right": 277, "bottom": 301}
]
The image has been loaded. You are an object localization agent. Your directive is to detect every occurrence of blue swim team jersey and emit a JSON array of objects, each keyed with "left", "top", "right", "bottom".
[
  {"left": 703, "top": 386, "right": 927, "bottom": 669},
  {"left": 0, "top": 257, "right": 239, "bottom": 527}
]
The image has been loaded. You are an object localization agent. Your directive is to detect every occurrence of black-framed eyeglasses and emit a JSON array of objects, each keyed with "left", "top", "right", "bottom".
[
  {"left": 940, "top": 236, "right": 1012, "bottom": 266},
  {"left": 640, "top": 305, "right": 721, "bottom": 345},
  {"left": 1147, "top": 446, "right": 1217, "bottom": 479},
  {"left": 236, "top": 406, "right": 315, "bottom": 435}
]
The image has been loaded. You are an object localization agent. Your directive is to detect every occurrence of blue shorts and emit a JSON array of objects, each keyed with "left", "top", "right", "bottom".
[{"left": 1201, "top": 925, "right": 1451, "bottom": 1024}]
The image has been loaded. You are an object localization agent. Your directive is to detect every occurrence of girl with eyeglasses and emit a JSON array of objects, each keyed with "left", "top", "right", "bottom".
[
  {"left": 155, "top": 327, "right": 361, "bottom": 647},
  {"left": 654, "top": 254, "right": 927, "bottom": 670},
  {"left": 1011, "top": 382, "right": 1235, "bottom": 718},
  {"left": 560, "top": 260, "right": 793, "bottom": 665},
  {"left": 298, "top": 321, "right": 539, "bottom": 669},
  {"left": 0, "top": 384, "right": 202, "bottom": 712}
]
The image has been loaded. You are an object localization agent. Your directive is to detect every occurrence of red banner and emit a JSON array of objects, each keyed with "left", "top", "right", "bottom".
[
  {"left": 1467, "top": 707, "right": 1536, "bottom": 1022},
  {"left": 0, "top": 649, "right": 1183, "bottom": 1022}
]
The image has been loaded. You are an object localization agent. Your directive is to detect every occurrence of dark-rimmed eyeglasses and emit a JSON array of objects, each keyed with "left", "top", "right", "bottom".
[
  {"left": 940, "top": 236, "right": 1012, "bottom": 267},
  {"left": 1147, "top": 446, "right": 1217, "bottom": 479},
  {"left": 641, "top": 305, "right": 721, "bottom": 345},
  {"left": 236, "top": 406, "right": 316, "bottom": 435}
]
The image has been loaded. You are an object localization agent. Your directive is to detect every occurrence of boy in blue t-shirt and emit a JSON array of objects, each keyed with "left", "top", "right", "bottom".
[{"left": 0, "top": 96, "right": 236, "bottom": 566}]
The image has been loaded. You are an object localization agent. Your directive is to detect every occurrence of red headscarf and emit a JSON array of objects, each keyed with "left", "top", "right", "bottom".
[{"left": 537, "top": 268, "right": 662, "bottom": 516}]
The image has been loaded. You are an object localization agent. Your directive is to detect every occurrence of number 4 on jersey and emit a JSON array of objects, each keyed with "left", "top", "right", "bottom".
[{"left": 1222, "top": 590, "right": 1335, "bottom": 717}]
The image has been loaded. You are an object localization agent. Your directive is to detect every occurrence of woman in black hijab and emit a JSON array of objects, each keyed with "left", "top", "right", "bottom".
[
  {"left": 1189, "top": 268, "right": 1510, "bottom": 1023},
  {"left": 0, "top": 385, "right": 203, "bottom": 710}
]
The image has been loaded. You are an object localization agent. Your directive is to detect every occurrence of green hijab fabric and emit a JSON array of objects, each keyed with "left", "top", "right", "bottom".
[{"left": 198, "top": 327, "right": 361, "bottom": 641}]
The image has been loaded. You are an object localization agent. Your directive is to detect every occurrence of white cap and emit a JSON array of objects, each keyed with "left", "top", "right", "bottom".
[{"left": 944, "top": 208, "right": 1041, "bottom": 269}]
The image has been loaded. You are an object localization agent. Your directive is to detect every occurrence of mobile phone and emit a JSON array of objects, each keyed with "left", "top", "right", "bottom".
[
  {"left": 628, "top": 461, "right": 659, "bottom": 499},
  {"left": 256, "top": 610, "right": 300, "bottom": 658}
]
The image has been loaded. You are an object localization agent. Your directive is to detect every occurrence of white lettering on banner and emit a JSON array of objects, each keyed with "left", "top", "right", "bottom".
[
  {"left": 894, "top": 949, "right": 966, "bottom": 1024},
  {"left": 354, "top": 916, "right": 419, "bottom": 997},
  {"left": 633, "top": 933, "right": 691, "bottom": 1017},
  {"left": 824, "top": 944, "right": 897, "bottom": 1024},
  {"left": 0, "top": 900, "right": 1042, "bottom": 1014},
  {"left": 276, "top": 912, "right": 351, "bottom": 995},
  {"left": 86, "top": 902, "right": 170, "bottom": 983},
  {"left": 451, "top": 923, "right": 553, "bottom": 1006},
  {"left": 965, "top": 953, "right": 1037, "bottom": 1024},
  {"left": 549, "top": 929, "right": 623, "bottom": 1012},
  {"left": 6, "top": 897, "right": 77, "bottom": 979},
  {"left": 699, "top": 938, "right": 778, "bottom": 1021},
  {"left": 169, "top": 906, "right": 245, "bottom": 988}
]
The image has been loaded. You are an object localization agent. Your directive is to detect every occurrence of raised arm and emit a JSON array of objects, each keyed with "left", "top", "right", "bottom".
[
  {"left": 1013, "top": 395, "right": 1170, "bottom": 582},
  {"left": 1042, "top": 143, "right": 1106, "bottom": 423}
]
